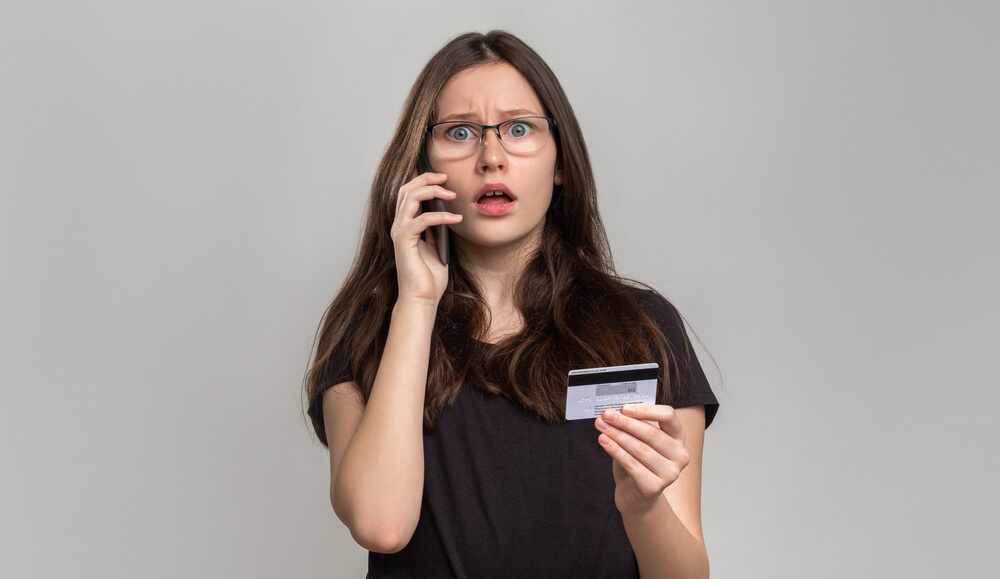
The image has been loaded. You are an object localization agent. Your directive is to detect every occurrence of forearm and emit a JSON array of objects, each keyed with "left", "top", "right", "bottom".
[
  {"left": 623, "top": 496, "right": 709, "bottom": 579},
  {"left": 333, "top": 299, "right": 437, "bottom": 552}
]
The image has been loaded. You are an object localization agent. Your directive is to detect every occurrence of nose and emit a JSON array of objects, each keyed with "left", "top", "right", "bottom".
[{"left": 477, "top": 128, "right": 507, "bottom": 171}]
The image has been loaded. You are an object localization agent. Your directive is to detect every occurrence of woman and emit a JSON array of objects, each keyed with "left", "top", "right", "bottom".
[{"left": 307, "top": 30, "right": 718, "bottom": 578}]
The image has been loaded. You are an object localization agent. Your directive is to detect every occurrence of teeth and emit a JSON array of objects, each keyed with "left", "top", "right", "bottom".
[{"left": 484, "top": 191, "right": 500, "bottom": 196}]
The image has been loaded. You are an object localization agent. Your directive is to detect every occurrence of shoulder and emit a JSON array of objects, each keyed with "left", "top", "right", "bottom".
[
  {"left": 618, "top": 281, "right": 720, "bottom": 427},
  {"left": 617, "top": 282, "right": 686, "bottom": 343}
]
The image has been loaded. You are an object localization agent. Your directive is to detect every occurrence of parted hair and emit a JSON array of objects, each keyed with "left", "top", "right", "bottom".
[{"left": 306, "top": 30, "right": 683, "bottom": 445}]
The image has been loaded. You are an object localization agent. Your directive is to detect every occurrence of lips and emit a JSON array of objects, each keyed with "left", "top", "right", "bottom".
[{"left": 474, "top": 183, "right": 515, "bottom": 216}]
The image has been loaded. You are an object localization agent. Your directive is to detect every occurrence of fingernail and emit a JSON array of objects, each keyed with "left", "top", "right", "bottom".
[
  {"left": 603, "top": 409, "right": 617, "bottom": 422},
  {"left": 595, "top": 418, "right": 608, "bottom": 431},
  {"left": 622, "top": 405, "right": 635, "bottom": 415}
]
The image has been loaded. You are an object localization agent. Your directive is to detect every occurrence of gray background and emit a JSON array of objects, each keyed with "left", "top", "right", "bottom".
[{"left": 2, "top": 1, "right": 998, "bottom": 577}]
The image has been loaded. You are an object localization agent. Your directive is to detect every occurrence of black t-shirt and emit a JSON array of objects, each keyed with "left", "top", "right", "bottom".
[{"left": 310, "top": 287, "right": 718, "bottom": 578}]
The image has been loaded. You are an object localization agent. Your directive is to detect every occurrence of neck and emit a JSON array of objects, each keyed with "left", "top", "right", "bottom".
[{"left": 456, "top": 236, "right": 541, "bottom": 342}]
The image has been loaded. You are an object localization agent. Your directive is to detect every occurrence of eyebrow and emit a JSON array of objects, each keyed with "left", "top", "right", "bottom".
[{"left": 437, "top": 109, "right": 541, "bottom": 123}]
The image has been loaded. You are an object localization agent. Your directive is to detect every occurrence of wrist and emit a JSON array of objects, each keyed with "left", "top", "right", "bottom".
[
  {"left": 392, "top": 297, "right": 441, "bottom": 321},
  {"left": 618, "top": 492, "right": 667, "bottom": 521}
]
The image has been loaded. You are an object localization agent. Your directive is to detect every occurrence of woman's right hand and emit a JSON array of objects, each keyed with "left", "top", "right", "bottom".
[
  {"left": 390, "top": 171, "right": 462, "bottom": 305},
  {"left": 331, "top": 170, "right": 460, "bottom": 553}
]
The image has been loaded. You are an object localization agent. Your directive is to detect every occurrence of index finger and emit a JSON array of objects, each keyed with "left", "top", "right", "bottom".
[
  {"left": 411, "top": 170, "right": 447, "bottom": 184},
  {"left": 621, "top": 404, "right": 685, "bottom": 439},
  {"left": 395, "top": 172, "right": 451, "bottom": 213}
]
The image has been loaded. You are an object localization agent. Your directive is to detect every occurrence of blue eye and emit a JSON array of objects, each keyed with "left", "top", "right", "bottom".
[
  {"left": 506, "top": 121, "right": 532, "bottom": 138},
  {"left": 446, "top": 125, "right": 476, "bottom": 141}
]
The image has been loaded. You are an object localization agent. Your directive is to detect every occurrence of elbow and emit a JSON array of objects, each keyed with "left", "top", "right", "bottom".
[
  {"left": 349, "top": 523, "right": 414, "bottom": 554},
  {"left": 331, "top": 493, "right": 415, "bottom": 554}
]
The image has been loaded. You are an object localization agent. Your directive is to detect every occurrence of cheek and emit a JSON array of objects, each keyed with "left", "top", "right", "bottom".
[
  {"left": 536, "top": 158, "right": 561, "bottom": 195},
  {"left": 542, "top": 149, "right": 561, "bottom": 186}
]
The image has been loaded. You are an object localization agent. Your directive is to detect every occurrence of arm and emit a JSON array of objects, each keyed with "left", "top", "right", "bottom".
[
  {"left": 323, "top": 171, "right": 461, "bottom": 553},
  {"left": 595, "top": 405, "right": 709, "bottom": 579}
]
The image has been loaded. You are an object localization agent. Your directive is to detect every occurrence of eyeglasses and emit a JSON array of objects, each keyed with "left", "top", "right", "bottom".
[{"left": 425, "top": 116, "right": 556, "bottom": 160}]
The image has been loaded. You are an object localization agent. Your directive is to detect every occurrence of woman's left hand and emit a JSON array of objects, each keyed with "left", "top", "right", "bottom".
[{"left": 595, "top": 404, "right": 690, "bottom": 516}]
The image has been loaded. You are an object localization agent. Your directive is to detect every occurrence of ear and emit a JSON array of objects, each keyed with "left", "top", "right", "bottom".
[{"left": 554, "top": 167, "right": 563, "bottom": 186}]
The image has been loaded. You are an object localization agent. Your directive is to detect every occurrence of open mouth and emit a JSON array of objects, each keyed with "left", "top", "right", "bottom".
[{"left": 477, "top": 190, "right": 514, "bottom": 204}]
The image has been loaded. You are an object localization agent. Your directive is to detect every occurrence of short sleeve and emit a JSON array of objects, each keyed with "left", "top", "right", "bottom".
[
  {"left": 628, "top": 286, "right": 719, "bottom": 428},
  {"left": 306, "top": 343, "right": 354, "bottom": 443}
]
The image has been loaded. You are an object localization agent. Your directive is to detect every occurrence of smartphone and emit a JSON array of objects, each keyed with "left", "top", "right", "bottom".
[{"left": 419, "top": 149, "right": 451, "bottom": 265}]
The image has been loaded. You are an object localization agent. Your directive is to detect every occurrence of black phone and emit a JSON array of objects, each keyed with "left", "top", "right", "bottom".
[{"left": 419, "top": 149, "right": 451, "bottom": 265}]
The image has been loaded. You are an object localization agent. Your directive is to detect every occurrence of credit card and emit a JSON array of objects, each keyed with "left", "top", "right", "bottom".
[{"left": 565, "top": 362, "right": 658, "bottom": 421}]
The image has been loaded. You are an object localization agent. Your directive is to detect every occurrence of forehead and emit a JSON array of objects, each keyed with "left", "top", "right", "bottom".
[{"left": 435, "top": 62, "right": 545, "bottom": 120}]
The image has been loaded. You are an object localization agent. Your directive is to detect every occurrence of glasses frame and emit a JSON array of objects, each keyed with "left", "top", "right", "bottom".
[{"left": 425, "top": 116, "right": 557, "bottom": 157}]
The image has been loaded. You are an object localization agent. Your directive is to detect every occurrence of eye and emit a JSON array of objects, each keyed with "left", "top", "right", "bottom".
[
  {"left": 445, "top": 124, "right": 477, "bottom": 141},
  {"left": 505, "top": 120, "right": 533, "bottom": 139}
]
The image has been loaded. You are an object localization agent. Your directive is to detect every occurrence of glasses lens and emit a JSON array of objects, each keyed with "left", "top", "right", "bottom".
[
  {"left": 429, "top": 123, "right": 482, "bottom": 159},
  {"left": 498, "top": 118, "right": 550, "bottom": 154},
  {"left": 429, "top": 117, "right": 551, "bottom": 159}
]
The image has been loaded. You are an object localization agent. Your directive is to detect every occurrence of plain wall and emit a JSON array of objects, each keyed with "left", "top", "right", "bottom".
[{"left": 2, "top": 1, "right": 998, "bottom": 577}]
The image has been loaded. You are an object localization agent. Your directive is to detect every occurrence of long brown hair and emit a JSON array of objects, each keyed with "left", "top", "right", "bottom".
[{"left": 306, "top": 30, "right": 683, "bottom": 445}]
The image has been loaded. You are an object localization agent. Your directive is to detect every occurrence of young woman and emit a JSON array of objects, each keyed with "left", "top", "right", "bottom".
[{"left": 307, "top": 30, "right": 719, "bottom": 578}]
